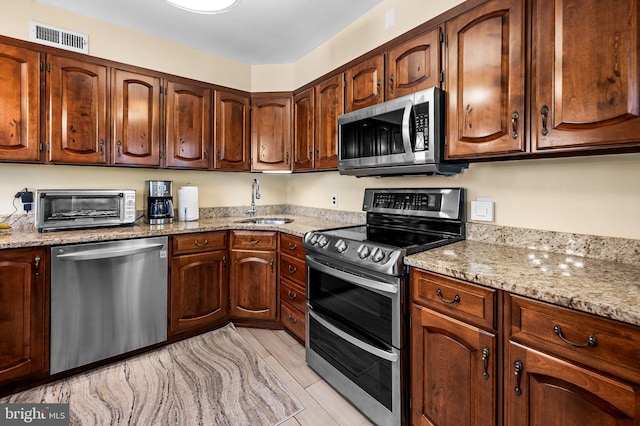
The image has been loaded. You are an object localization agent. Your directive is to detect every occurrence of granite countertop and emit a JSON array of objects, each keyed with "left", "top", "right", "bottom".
[
  {"left": 405, "top": 240, "right": 640, "bottom": 327},
  {"left": 0, "top": 214, "right": 355, "bottom": 250}
]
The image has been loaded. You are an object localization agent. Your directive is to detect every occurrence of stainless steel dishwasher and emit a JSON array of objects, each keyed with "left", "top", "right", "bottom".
[{"left": 50, "top": 236, "right": 168, "bottom": 374}]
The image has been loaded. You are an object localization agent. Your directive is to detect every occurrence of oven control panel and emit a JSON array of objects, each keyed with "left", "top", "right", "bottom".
[{"left": 362, "top": 187, "right": 463, "bottom": 219}]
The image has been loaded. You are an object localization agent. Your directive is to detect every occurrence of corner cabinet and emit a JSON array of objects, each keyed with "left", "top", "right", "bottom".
[
  {"left": 111, "top": 68, "right": 162, "bottom": 166},
  {"left": 229, "top": 231, "right": 278, "bottom": 322},
  {"left": 531, "top": 0, "right": 640, "bottom": 152},
  {"left": 251, "top": 93, "right": 292, "bottom": 172},
  {"left": 293, "top": 88, "right": 314, "bottom": 171},
  {"left": 0, "top": 43, "right": 41, "bottom": 162},
  {"left": 169, "top": 232, "right": 229, "bottom": 337},
  {"left": 410, "top": 269, "right": 499, "bottom": 426},
  {"left": 165, "top": 79, "right": 212, "bottom": 169},
  {"left": 213, "top": 89, "right": 250, "bottom": 171},
  {"left": 444, "top": 0, "right": 526, "bottom": 159},
  {"left": 46, "top": 54, "right": 109, "bottom": 164},
  {"left": 0, "top": 248, "right": 48, "bottom": 388}
]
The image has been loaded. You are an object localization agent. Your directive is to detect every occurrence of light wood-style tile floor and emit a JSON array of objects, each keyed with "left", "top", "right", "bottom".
[{"left": 236, "top": 327, "right": 374, "bottom": 426}]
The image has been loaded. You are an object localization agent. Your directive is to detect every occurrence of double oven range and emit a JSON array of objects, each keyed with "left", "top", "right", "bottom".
[{"left": 304, "top": 187, "right": 465, "bottom": 425}]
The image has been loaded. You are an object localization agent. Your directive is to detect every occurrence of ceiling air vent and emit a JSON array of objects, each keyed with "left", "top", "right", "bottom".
[{"left": 29, "top": 21, "right": 88, "bottom": 54}]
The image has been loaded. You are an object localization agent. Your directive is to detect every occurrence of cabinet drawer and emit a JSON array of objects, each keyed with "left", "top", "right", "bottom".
[
  {"left": 281, "top": 302, "right": 306, "bottom": 342},
  {"left": 279, "top": 254, "right": 306, "bottom": 286},
  {"left": 231, "top": 230, "right": 277, "bottom": 250},
  {"left": 411, "top": 269, "right": 497, "bottom": 331},
  {"left": 279, "top": 233, "right": 305, "bottom": 260},
  {"left": 508, "top": 294, "right": 640, "bottom": 385},
  {"left": 280, "top": 279, "right": 306, "bottom": 313},
  {"left": 172, "top": 231, "right": 227, "bottom": 255}
]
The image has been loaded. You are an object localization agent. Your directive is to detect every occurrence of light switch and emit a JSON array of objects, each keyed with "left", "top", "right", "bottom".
[{"left": 471, "top": 199, "right": 494, "bottom": 222}]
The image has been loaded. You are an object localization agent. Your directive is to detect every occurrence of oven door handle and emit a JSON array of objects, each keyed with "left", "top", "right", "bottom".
[
  {"left": 308, "top": 309, "right": 398, "bottom": 363},
  {"left": 306, "top": 256, "right": 398, "bottom": 295}
]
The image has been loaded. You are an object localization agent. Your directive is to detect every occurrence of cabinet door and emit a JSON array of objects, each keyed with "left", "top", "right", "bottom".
[
  {"left": 112, "top": 69, "right": 161, "bottom": 166},
  {"left": 445, "top": 0, "right": 526, "bottom": 159},
  {"left": 293, "top": 88, "right": 314, "bottom": 171},
  {"left": 506, "top": 342, "right": 640, "bottom": 425},
  {"left": 165, "top": 80, "right": 212, "bottom": 169},
  {"left": 214, "top": 89, "right": 250, "bottom": 171},
  {"left": 345, "top": 54, "right": 384, "bottom": 112},
  {"left": 532, "top": 0, "right": 640, "bottom": 151},
  {"left": 251, "top": 93, "right": 292, "bottom": 171},
  {"left": 47, "top": 54, "right": 109, "bottom": 164},
  {"left": 386, "top": 28, "right": 442, "bottom": 100},
  {"left": 230, "top": 250, "right": 277, "bottom": 320},
  {"left": 169, "top": 250, "right": 228, "bottom": 336},
  {"left": 411, "top": 304, "right": 497, "bottom": 426},
  {"left": 314, "top": 74, "right": 344, "bottom": 169},
  {"left": 0, "top": 43, "right": 41, "bottom": 162},
  {"left": 0, "top": 248, "right": 47, "bottom": 385}
]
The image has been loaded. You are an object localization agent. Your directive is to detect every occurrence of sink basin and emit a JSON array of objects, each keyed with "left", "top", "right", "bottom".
[{"left": 235, "top": 217, "right": 294, "bottom": 225}]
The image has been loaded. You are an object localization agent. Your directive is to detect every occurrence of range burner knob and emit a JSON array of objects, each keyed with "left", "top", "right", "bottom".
[
  {"left": 308, "top": 233, "right": 319, "bottom": 245},
  {"left": 335, "top": 239, "right": 348, "bottom": 253},
  {"left": 357, "top": 244, "right": 371, "bottom": 259},
  {"left": 371, "top": 247, "right": 386, "bottom": 263},
  {"left": 317, "top": 235, "right": 329, "bottom": 248}
]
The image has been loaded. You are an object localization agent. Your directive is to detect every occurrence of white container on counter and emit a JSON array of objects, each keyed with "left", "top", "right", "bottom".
[{"left": 177, "top": 185, "right": 199, "bottom": 221}]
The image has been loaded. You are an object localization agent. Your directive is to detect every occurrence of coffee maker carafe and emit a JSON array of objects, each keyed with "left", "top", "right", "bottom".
[{"left": 145, "top": 180, "right": 174, "bottom": 224}]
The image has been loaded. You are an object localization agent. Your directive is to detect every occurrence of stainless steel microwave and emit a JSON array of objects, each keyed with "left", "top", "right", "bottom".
[
  {"left": 338, "top": 87, "right": 468, "bottom": 176},
  {"left": 35, "top": 189, "right": 137, "bottom": 232}
]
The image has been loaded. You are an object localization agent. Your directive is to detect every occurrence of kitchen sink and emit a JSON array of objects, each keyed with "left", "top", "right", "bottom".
[{"left": 235, "top": 217, "right": 294, "bottom": 225}]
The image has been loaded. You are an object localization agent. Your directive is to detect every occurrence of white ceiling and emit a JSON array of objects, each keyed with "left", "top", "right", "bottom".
[{"left": 36, "top": 0, "right": 384, "bottom": 64}]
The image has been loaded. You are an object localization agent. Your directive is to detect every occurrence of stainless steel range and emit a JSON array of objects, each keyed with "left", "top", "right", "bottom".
[{"left": 304, "top": 187, "right": 465, "bottom": 426}]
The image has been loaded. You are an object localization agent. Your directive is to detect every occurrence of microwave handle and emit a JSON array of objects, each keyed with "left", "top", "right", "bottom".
[
  {"left": 401, "top": 101, "right": 414, "bottom": 154},
  {"left": 306, "top": 255, "right": 398, "bottom": 295},
  {"left": 308, "top": 308, "right": 398, "bottom": 363}
]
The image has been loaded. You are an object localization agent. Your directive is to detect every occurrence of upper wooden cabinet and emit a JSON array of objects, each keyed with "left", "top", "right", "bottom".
[
  {"left": 345, "top": 54, "right": 384, "bottom": 113},
  {"left": 165, "top": 80, "right": 212, "bottom": 169},
  {"left": 46, "top": 54, "right": 109, "bottom": 164},
  {"left": 386, "top": 28, "right": 442, "bottom": 100},
  {"left": 445, "top": 0, "right": 526, "bottom": 159},
  {"left": 251, "top": 93, "right": 292, "bottom": 171},
  {"left": 0, "top": 43, "right": 41, "bottom": 162},
  {"left": 314, "top": 73, "right": 344, "bottom": 170},
  {"left": 531, "top": 0, "right": 640, "bottom": 152},
  {"left": 213, "top": 90, "right": 250, "bottom": 171},
  {"left": 293, "top": 73, "right": 344, "bottom": 171},
  {"left": 293, "top": 88, "right": 314, "bottom": 171},
  {"left": 111, "top": 69, "right": 162, "bottom": 167}
]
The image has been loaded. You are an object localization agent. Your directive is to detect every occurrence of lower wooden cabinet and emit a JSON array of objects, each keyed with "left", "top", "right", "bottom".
[
  {"left": 169, "top": 232, "right": 229, "bottom": 337},
  {"left": 230, "top": 231, "right": 278, "bottom": 322},
  {"left": 411, "top": 304, "right": 497, "bottom": 426},
  {"left": 0, "top": 248, "right": 48, "bottom": 387},
  {"left": 505, "top": 341, "right": 640, "bottom": 425}
]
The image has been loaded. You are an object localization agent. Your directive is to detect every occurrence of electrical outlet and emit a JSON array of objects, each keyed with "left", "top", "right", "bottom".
[{"left": 331, "top": 193, "right": 338, "bottom": 207}]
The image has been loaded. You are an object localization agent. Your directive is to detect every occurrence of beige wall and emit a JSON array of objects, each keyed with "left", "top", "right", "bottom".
[{"left": 0, "top": 0, "right": 638, "bottom": 240}]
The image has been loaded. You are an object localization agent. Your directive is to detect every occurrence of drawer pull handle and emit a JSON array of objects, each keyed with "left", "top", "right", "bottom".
[
  {"left": 514, "top": 358, "right": 523, "bottom": 396},
  {"left": 287, "top": 314, "right": 297, "bottom": 324},
  {"left": 436, "top": 288, "right": 460, "bottom": 304},
  {"left": 34, "top": 256, "right": 41, "bottom": 278},
  {"left": 553, "top": 325, "right": 598, "bottom": 348},
  {"left": 287, "top": 290, "right": 297, "bottom": 300},
  {"left": 481, "top": 346, "right": 490, "bottom": 380},
  {"left": 288, "top": 264, "right": 297, "bottom": 273},
  {"left": 248, "top": 239, "right": 260, "bottom": 244},
  {"left": 288, "top": 242, "right": 297, "bottom": 250},
  {"left": 194, "top": 239, "right": 209, "bottom": 247}
]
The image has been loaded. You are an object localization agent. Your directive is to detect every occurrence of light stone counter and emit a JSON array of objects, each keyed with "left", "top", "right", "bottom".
[
  {"left": 0, "top": 214, "right": 358, "bottom": 250},
  {"left": 405, "top": 240, "right": 640, "bottom": 327}
]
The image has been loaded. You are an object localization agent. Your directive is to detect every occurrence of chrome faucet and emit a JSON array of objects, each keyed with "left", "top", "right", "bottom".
[{"left": 245, "top": 178, "right": 260, "bottom": 216}]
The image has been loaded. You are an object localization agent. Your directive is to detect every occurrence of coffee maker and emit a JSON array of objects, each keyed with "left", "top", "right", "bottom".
[{"left": 145, "top": 180, "right": 174, "bottom": 224}]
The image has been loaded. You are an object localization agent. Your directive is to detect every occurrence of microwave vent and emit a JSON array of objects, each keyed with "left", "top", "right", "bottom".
[{"left": 30, "top": 21, "right": 89, "bottom": 54}]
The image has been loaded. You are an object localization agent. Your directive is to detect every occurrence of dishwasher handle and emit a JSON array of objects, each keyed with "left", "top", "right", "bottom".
[{"left": 55, "top": 243, "right": 165, "bottom": 261}]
